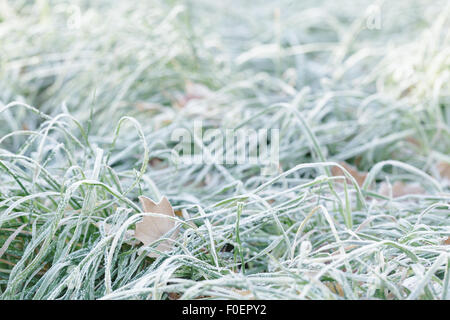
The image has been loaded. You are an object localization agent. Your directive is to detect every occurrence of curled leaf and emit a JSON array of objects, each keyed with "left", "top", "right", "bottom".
[{"left": 135, "top": 196, "right": 179, "bottom": 257}]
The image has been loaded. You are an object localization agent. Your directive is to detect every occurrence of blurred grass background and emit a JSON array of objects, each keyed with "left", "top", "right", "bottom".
[{"left": 0, "top": 0, "right": 449, "bottom": 299}]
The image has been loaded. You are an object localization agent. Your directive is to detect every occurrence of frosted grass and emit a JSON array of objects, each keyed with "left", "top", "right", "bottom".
[{"left": 0, "top": 0, "right": 449, "bottom": 299}]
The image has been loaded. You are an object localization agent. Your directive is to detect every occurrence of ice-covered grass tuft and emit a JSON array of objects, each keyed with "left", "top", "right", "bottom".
[{"left": 0, "top": 0, "right": 449, "bottom": 299}]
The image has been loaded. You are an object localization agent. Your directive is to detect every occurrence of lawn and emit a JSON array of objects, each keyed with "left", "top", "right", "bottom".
[{"left": 0, "top": 0, "right": 449, "bottom": 299}]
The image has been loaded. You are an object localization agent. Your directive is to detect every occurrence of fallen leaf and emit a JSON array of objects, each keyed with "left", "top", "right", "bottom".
[
  {"left": 442, "top": 237, "right": 450, "bottom": 245},
  {"left": 167, "top": 292, "right": 181, "bottom": 300},
  {"left": 331, "top": 161, "right": 367, "bottom": 187},
  {"left": 149, "top": 157, "right": 168, "bottom": 169},
  {"left": 437, "top": 161, "right": 450, "bottom": 179},
  {"left": 135, "top": 196, "right": 179, "bottom": 258},
  {"left": 378, "top": 181, "right": 425, "bottom": 198}
]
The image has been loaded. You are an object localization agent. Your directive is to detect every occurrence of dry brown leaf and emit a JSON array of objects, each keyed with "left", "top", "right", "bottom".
[
  {"left": 167, "top": 292, "right": 181, "bottom": 300},
  {"left": 378, "top": 181, "right": 425, "bottom": 198},
  {"left": 442, "top": 236, "right": 450, "bottom": 245},
  {"left": 149, "top": 157, "right": 163, "bottom": 167},
  {"left": 149, "top": 157, "right": 168, "bottom": 169},
  {"left": 437, "top": 161, "right": 450, "bottom": 179},
  {"left": 135, "top": 196, "right": 179, "bottom": 258},
  {"left": 331, "top": 161, "right": 367, "bottom": 187}
]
